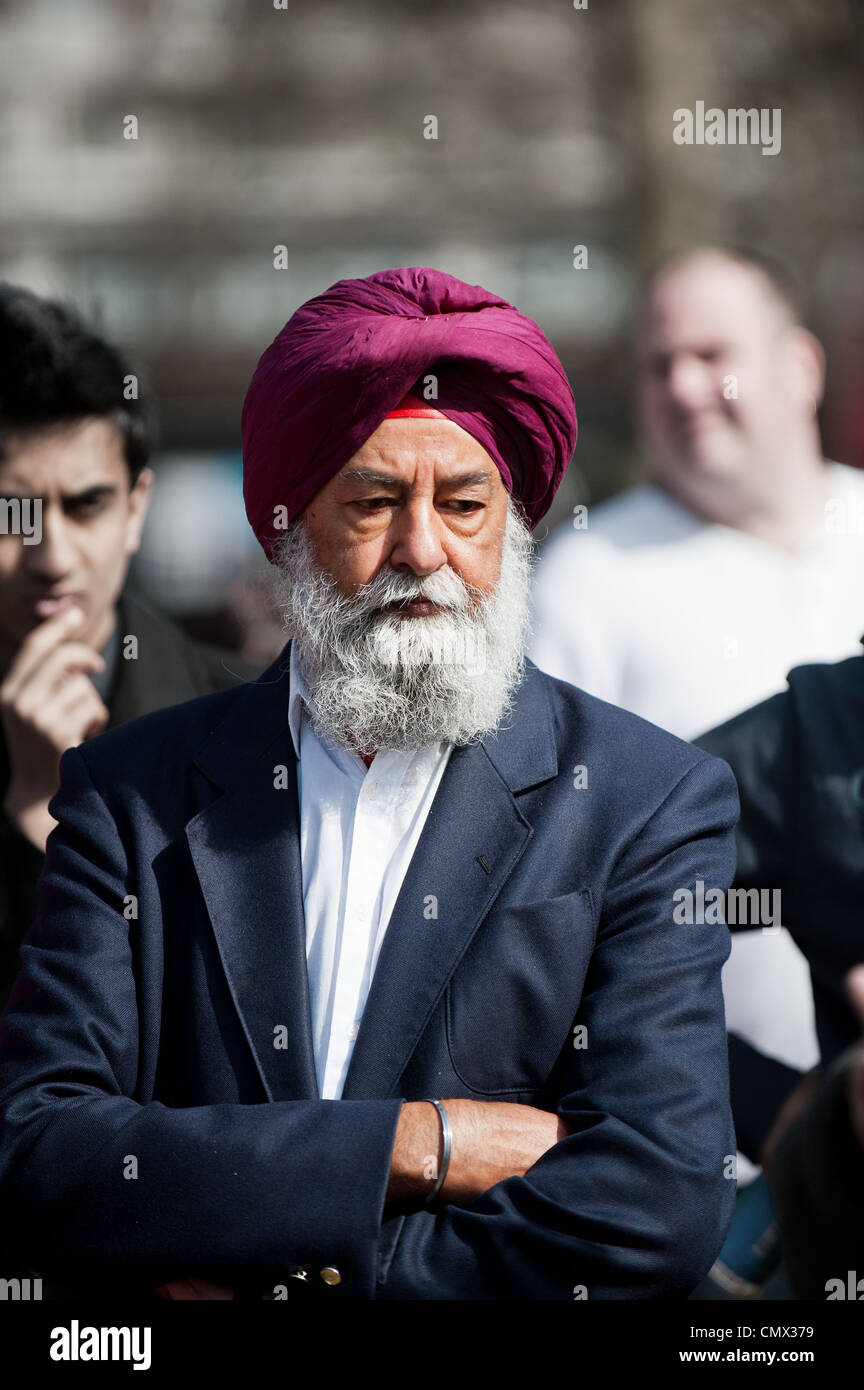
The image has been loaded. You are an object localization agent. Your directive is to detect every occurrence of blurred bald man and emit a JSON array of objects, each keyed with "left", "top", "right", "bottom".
[
  {"left": 530, "top": 246, "right": 864, "bottom": 1189},
  {"left": 531, "top": 246, "right": 864, "bottom": 740}
]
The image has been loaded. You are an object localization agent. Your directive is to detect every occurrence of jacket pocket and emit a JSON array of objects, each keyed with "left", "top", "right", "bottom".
[{"left": 445, "top": 889, "right": 596, "bottom": 1094}]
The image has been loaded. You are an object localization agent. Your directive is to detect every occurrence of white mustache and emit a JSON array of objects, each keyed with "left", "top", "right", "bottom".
[{"left": 344, "top": 566, "right": 477, "bottom": 620}]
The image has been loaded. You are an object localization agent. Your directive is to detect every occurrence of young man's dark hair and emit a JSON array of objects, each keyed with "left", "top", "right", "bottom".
[{"left": 0, "top": 283, "right": 155, "bottom": 484}]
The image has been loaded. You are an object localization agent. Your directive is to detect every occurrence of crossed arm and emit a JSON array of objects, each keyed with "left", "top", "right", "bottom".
[
  {"left": 0, "top": 743, "right": 738, "bottom": 1300},
  {"left": 158, "top": 1102, "right": 565, "bottom": 1298}
]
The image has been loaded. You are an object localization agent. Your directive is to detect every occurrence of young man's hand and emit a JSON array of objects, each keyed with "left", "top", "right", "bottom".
[{"left": 0, "top": 606, "right": 108, "bottom": 850}]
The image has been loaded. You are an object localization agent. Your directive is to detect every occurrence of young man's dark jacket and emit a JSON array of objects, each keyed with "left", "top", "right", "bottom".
[{"left": 0, "top": 587, "right": 261, "bottom": 1009}]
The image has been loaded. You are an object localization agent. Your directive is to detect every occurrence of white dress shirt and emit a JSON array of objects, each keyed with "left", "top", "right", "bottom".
[{"left": 288, "top": 642, "right": 454, "bottom": 1099}]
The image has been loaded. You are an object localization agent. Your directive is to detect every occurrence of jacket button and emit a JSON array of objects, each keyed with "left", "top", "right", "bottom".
[
  {"left": 288, "top": 1269, "right": 309, "bottom": 1282},
  {"left": 320, "top": 1266, "right": 342, "bottom": 1286}
]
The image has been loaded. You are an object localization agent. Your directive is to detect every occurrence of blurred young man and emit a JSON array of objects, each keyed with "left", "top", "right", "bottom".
[{"left": 0, "top": 285, "right": 260, "bottom": 1009}]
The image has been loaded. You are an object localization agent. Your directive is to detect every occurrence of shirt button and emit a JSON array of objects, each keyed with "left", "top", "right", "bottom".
[
  {"left": 347, "top": 1023, "right": 359, "bottom": 1040},
  {"left": 320, "top": 1267, "right": 342, "bottom": 1286}
]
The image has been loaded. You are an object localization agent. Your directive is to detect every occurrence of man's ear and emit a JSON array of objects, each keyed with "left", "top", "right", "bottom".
[
  {"left": 786, "top": 326, "right": 826, "bottom": 413},
  {"left": 124, "top": 466, "right": 154, "bottom": 556}
]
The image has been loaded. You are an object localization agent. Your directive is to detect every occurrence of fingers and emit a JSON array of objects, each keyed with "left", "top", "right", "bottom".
[
  {"left": 2, "top": 647, "right": 106, "bottom": 739},
  {"left": 153, "top": 1278, "right": 277, "bottom": 1301},
  {"left": 3, "top": 644, "right": 106, "bottom": 724},
  {"left": 18, "top": 673, "right": 109, "bottom": 752},
  {"left": 154, "top": 1278, "right": 235, "bottom": 1300},
  {"left": 1, "top": 606, "right": 92, "bottom": 695}
]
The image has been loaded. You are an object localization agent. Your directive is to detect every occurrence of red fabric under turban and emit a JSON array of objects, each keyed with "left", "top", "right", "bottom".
[{"left": 242, "top": 266, "right": 577, "bottom": 561}]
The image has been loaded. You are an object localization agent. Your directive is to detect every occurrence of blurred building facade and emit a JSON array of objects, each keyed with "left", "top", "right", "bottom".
[{"left": 1, "top": 0, "right": 863, "bottom": 635}]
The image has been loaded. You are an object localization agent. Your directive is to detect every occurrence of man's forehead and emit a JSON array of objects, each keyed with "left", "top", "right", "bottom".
[
  {"left": 0, "top": 424, "right": 127, "bottom": 499},
  {"left": 639, "top": 258, "right": 784, "bottom": 346},
  {"left": 336, "top": 418, "right": 502, "bottom": 487}
]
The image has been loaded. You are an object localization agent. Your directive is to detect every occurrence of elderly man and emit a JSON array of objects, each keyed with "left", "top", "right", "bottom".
[{"left": 0, "top": 267, "right": 738, "bottom": 1301}]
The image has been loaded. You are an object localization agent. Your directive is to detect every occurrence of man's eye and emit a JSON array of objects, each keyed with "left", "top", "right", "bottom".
[
  {"left": 358, "top": 497, "right": 396, "bottom": 511},
  {"left": 68, "top": 496, "right": 107, "bottom": 517},
  {"left": 446, "top": 500, "right": 483, "bottom": 513}
]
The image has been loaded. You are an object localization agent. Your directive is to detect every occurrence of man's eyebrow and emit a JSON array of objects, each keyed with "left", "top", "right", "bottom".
[
  {"left": 0, "top": 482, "right": 120, "bottom": 506},
  {"left": 339, "top": 467, "right": 494, "bottom": 489},
  {"left": 62, "top": 484, "right": 118, "bottom": 502},
  {"left": 441, "top": 470, "right": 495, "bottom": 490},
  {"left": 339, "top": 468, "right": 401, "bottom": 487}
]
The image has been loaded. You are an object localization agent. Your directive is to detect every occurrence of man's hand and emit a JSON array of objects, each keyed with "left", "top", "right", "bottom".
[
  {"left": 155, "top": 1277, "right": 236, "bottom": 1300},
  {"left": 386, "top": 1097, "right": 567, "bottom": 1209},
  {"left": 0, "top": 606, "right": 108, "bottom": 850}
]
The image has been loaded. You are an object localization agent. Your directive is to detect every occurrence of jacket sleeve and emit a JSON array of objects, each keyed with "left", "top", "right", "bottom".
[
  {"left": 0, "top": 746, "right": 402, "bottom": 1296},
  {"left": 694, "top": 690, "right": 793, "bottom": 929},
  {"left": 0, "top": 811, "right": 45, "bottom": 1012},
  {"left": 379, "top": 754, "right": 740, "bottom": 1299}
]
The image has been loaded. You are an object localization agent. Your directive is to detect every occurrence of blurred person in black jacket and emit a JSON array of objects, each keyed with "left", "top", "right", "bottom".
[
  {"left": 698, "top": 646, "right": 864, "bottom": 1296},
  {"left": 0, "top": 285, "right": 260, "bottom": 1011}
]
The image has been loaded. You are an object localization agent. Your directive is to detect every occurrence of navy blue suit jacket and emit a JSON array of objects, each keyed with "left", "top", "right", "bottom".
[{"left": 0, "top": 644, "right": 739, "bottom": 1299}]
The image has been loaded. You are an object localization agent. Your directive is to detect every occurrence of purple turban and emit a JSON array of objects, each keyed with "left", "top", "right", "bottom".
[{"left": 242, "top": 266, "right": 577, "bottom": 561}]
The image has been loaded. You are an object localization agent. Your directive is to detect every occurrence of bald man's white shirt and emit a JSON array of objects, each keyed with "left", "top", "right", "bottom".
[
  {"left": 288, "top": 641, "right": 454, "bottom": 1100},
  {"left": 529, "top": 462, "right": 864, "bottom": 741}
]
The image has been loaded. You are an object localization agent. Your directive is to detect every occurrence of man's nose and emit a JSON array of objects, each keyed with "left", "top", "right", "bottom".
[
  {"left": 664, "top": 355, "right": 717, "bottom": 410},
  {"left": 25, "top": 507, "right": 77, "bottom": 579},
  {"left": 387, "top": 501, "right": 449, "bottom": 576}
]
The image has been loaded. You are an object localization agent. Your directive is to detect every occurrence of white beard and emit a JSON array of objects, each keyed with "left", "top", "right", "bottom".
[{"left": 268, "top": 498, "right": 535, "bottom": 754}]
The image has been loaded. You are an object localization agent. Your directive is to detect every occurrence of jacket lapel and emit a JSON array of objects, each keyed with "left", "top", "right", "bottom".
[
  {"left": 185, "top": 644, "right": 319, "bottom": 1101},
  {"left": 342, "top": 661, "right": 559, "bottom": 1098}
]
